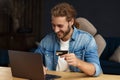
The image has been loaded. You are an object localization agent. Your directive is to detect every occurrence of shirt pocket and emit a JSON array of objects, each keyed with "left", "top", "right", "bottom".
[
  {"left": 74, "top": 49, "right": 85, "bottom": 60},
  {"left": 44, "top": 49, "right": 54, "bottom": 59}
]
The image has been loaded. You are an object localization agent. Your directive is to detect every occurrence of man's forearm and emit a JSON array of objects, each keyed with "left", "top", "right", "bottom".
[{"left": 77, "top": 59, "right": 96, "bottom": 76}]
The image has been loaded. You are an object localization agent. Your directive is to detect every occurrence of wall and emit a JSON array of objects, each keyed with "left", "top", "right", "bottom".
[
  {"left": 0, "top": 0, "right": 42, "bottom": 50},
  {"left": 40, "top": 0, "right": 120, "bottom": 40}
]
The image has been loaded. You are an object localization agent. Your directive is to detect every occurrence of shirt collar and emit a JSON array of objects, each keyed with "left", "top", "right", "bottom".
[{"left": 71, "top": 26, "right": 78, "bottom": 41}]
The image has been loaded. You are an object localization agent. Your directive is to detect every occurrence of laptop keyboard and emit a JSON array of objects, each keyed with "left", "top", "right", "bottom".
[{"left": 45, "top": 74, "right": 61, "bottom": 80}]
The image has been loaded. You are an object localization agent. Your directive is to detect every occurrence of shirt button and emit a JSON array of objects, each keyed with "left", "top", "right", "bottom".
[{"left": 46, "top": 54, "right": 48, "bottom": 56}]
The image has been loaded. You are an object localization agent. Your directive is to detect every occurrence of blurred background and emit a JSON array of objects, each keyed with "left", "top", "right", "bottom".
[
  {"left": 0, "top": 0, "right": 120, "bottom": 50},
  {"left": 41, "top": 0, "right": 120, "bottom": 38}
]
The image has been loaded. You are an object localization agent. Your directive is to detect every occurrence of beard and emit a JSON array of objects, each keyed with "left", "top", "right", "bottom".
[{"left": 56, "top": 26, "right": 71, "bottom": 40}]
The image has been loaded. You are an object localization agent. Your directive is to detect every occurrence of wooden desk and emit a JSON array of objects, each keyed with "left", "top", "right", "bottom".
[
  {"left": 0, "top": 67, "right": 12, "bottom": 80},
  {"left": 0, "top": 67, "right": 28, "bottom": 80},
  {"left": 47, "top": 71, "right": 120, "bottom": 80},
  {"left": 0, "top": 67, "right": 120, "bottom": 80}
]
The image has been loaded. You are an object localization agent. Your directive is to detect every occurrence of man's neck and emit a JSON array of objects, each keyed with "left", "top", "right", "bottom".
[{"left": 61, "top": 28, "right": 73, "bottom": 41}]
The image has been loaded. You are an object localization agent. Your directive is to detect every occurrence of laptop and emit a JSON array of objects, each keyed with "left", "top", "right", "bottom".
[{"left": 8, "top": 50, "right": 61, "bottom": 80}]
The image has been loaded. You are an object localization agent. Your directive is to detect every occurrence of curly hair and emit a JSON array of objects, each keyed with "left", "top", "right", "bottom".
[{"left": 51, "top": 2, "right": 80, "bottom": 28}]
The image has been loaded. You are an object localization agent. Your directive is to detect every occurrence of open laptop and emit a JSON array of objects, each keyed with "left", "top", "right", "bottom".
[{"left": 8, "top": 50, "right": 61, "bottom": 80}]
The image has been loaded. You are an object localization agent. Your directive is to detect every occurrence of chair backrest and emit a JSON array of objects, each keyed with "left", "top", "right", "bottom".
[{"left": 76, "top": 17, "right": 106, "bottom": 57}]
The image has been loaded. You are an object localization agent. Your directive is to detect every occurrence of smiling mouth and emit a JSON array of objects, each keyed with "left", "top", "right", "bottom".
[
  {"left": 56, "top": 32, "right": 63, "bottom": 37},
  {"left": 57, "top": 33, "right": 62, "bottom": 37},
  {"left": 57, "top": 31, "right": 62, "bottom": 35}
]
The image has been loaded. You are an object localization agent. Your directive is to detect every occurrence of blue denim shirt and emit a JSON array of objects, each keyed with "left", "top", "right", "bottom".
[{"left": 35, "top": 27, "right": 102, "bottom": 76}]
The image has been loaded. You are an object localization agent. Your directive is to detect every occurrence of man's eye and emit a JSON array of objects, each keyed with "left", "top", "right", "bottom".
[{"left": 58, "top": 25, "right": 63, "bottom": 28}]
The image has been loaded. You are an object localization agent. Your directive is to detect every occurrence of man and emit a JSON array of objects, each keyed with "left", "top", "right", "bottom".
[{"left": 35, "top": 2, "right": 102, "bottom": 76}]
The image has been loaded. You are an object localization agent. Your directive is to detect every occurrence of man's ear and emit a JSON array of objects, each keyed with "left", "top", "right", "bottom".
[{"left": 69, "top": 18, "right": 74, "bottom": 26}]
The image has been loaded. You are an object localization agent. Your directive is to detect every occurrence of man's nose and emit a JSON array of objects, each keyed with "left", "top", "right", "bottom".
[{"left": 54, "top": 26, "right": 60, "bottom": 33}]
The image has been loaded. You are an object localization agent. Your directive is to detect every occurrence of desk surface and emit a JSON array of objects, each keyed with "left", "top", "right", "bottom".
[{"left": 0, "top": 67, "right": 120, "bottom": 80}]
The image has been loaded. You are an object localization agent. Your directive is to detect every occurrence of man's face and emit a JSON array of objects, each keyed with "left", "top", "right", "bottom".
[{"left": 51, "top": 16, "right": 73, "bottom": 40}]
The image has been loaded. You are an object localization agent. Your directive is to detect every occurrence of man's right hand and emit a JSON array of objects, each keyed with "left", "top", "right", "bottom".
[{"left": 43, "top": 66, "right": 48, "bottom": 75}]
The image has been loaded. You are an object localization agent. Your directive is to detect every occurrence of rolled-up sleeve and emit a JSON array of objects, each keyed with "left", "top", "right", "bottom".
[
  {"left": 85, "top": 35, "right": 102, "bottom": 76},
  {"left": 92, "top": 63, "right": 102, "bottom": 76}
]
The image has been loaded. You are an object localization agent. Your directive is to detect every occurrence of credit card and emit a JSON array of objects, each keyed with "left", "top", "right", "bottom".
[{"left": 56, "top": 50, "right": 68, "bottom": 56}]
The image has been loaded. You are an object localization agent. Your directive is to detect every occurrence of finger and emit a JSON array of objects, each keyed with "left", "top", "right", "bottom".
[
  {"left": 65, "top": 53, "right": 75, "bottom": 57},
  {"left": 65, "top": 55, "right": 71, "bottom": 60},
  {"left": 68, "top": 62, "right": 73, "bottom": 65},
  {"left": 65, "top": 57, "right": 73, "bottom": 63},
  {"left": 60, "top": 55, "right": 65, "bottom": 58},
  {"left": 67, "top": 61, "right": 74, "bottom": 66}
]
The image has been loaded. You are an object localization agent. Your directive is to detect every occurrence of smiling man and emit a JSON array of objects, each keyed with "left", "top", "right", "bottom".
[
  {"left": 35, "top": 2, "right": 102, "bottom": 76},
  {"left": 51, "top": 16, "right": 73, "bottom": 41}
]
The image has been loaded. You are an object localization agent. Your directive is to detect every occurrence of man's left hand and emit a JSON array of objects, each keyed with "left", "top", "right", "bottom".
[{"left": 62, "top": 53, "right": 80, "bottom": 67}]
